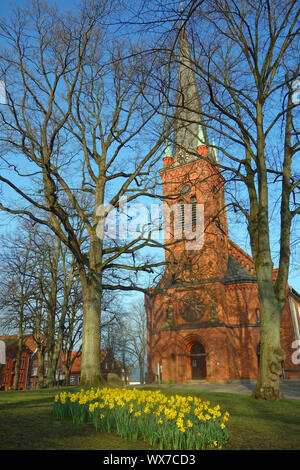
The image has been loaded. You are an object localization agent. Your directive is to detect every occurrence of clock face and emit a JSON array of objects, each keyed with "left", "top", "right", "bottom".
[{"left": 180, "top": 185, "right": 191, "bottom": 196}]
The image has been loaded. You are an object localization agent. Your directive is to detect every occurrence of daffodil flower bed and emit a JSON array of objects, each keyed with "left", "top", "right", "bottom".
[{"left": 53, "top": 387, "right": 229, "bottom": 450}]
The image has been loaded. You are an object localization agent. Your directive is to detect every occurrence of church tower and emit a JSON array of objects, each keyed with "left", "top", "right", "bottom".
[
  {"left": 145, "top": 26, "right": 299, "bottom": 385},
  {"left": 160, "top": 27, "right": 229, "bottom": 283}
]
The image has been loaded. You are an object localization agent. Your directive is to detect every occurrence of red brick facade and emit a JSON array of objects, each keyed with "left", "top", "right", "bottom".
[
  {"left": 0, "top": 335, "right": 124, "bottom": 390},
  {"left": 145, "top": 27, "right": 300, "bottom": 384},
  {"left": 0, "top": 336, "right": 37, "bottom": 391},
  {"left": 146, "top": 151, "right": 300, "bottom": 383}
]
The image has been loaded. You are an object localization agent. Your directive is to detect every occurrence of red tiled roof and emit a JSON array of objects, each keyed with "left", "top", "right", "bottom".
[
  {"left": 0, "top": 334, "right": 108, "bottom": 373},
  {"left": 0, "top": 334, "right": 40, "bottom": 353},
  {"left": 70, "top": 350, "right": 107, "bottom": 374},
  {"left": 70, "top": 352, "right": 82, "bottom": 373}
]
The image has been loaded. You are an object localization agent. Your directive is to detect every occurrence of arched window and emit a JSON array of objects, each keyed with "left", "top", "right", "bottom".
[
  {"left": 179, "top": 200, "right": 185, "bottom": 232},
  {"left": 191, "top": 196, "right": 197, "bottom": 229},
  {"left": 255, "top": 309, "right": 260, "bottom": 324},
  {"left": 169, "top": 209, "right": 174, "bottom": 238},
  {"left": 190, "top": 343, "right": 205, "bottom": 355}
]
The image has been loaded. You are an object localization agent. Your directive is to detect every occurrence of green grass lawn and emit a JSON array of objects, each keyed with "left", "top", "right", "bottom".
[{"left": 0, "top": 385, "right": 299, "bottom": 450}]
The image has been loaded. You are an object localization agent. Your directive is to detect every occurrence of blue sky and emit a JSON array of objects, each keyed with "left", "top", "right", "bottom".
[
  {"left": 1, "top": 0, "right": 76, "bottom": 14},
  {"left": 0, "top": 0, "right": 299, "bottom": 297}
]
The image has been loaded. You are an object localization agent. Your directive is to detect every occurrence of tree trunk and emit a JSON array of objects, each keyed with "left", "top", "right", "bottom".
[
  {"left": 46, "top": 313, "right": 58, "bottom": 388},
  {"left": 79, "top": 269, "right": 104, "bottom": 388},
  {"left": 46, "top": 351, "right": 57, "bottom": 387},
  {"left": 140, "top": 362, "right": 145, "bottom": 384},
  {"left": 35, "top": 292, "right": 46, "bottom": 389},
  {"left": 248, "top": 97, "right": 286, "bottom": 400},
  {"left": 139, "top": 359, "right": 145, "bottom": 385},
  {"left": 252, "top": 274, "right": 286, "bottom": 400},
  {"left": 65, "top": 368, "right": 71, "bottom": 386},
  {"left": 37, "top": 348, "right": 45, "bottom": 389},
  {"left": 13, "top": 329, "right": 23, "bottom": 391}
]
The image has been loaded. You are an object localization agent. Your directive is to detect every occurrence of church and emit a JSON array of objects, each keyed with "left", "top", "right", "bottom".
[{"left": 145, "top": 29, "right": 300, "bottom": 384}]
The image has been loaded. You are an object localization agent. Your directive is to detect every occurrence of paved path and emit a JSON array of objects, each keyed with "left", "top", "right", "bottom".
[{"left": 131, "top": 380, "right": 300, "bottom": 401}]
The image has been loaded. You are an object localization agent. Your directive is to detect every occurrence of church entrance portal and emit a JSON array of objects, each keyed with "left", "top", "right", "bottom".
[{"left": 190, "top": 343, "right": 206, "bottom": 379}]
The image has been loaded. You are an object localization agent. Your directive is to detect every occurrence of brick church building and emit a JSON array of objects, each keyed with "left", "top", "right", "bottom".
[{"left": 145, "top": 29, "right": 300, "bottom": 384}]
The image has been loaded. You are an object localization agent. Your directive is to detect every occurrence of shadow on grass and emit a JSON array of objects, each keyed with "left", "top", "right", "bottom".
[
  {"left": 0, "top": 387, "right": 80, "bottom": 410},
  {"left": 1, "top": 385, "right": 300, "bottom": 450},
  {"left": 0, "top": 396, "right": 56, "bottom": 410},
  {"left": 0, "top": 388, "right": 156, "bottom": 451},
  {"left": 0, "top": 405, "right": 155, "bottom": 450}
]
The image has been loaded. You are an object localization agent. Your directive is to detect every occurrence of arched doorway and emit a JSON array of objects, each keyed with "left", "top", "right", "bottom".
[{"left": 190, "top": 343, "right": 206, "bottom": 379}]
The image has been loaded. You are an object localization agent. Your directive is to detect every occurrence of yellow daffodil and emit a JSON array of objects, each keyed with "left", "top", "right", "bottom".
[{"left": 54, "top": 386, "right": 229, "bottom": 450}]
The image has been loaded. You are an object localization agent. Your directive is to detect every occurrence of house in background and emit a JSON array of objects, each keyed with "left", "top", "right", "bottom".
[
  {"left": 0, "top": 334, "right": 125, "bottom": 390},
  {"left": 0, "top": 335, "right": 38, "bottom": 391},
  {"left": 66, "top": 349, "right": 129, "bottom": 386}
]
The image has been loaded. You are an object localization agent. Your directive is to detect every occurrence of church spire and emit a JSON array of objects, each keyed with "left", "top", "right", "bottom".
[{"left": 173, "top": 26, "right": 209, "bottom": 162}]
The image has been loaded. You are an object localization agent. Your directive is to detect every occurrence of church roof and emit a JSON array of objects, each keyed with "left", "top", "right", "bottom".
[{"left": 222, "top": 255, "right": 256, "bottom": 284}]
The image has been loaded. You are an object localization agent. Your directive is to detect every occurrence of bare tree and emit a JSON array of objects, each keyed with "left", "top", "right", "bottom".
[
  {"left": 0, "top": 218, "right": 83, "bottom": 388},
  {"left": 0, "top": 0, "right": 170, "bottom": 386},
  {"left": 101, "top": 297, "right": 147, "bottom": 384},
  {"left": 125, "top": 299, "right": 147, "bottom": 384},
  {"left": 0, "top": 231, "right": 37, "bottom": 389},
  {"left": 150, "top": 0, "right": 299, "bottom": 400}
]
